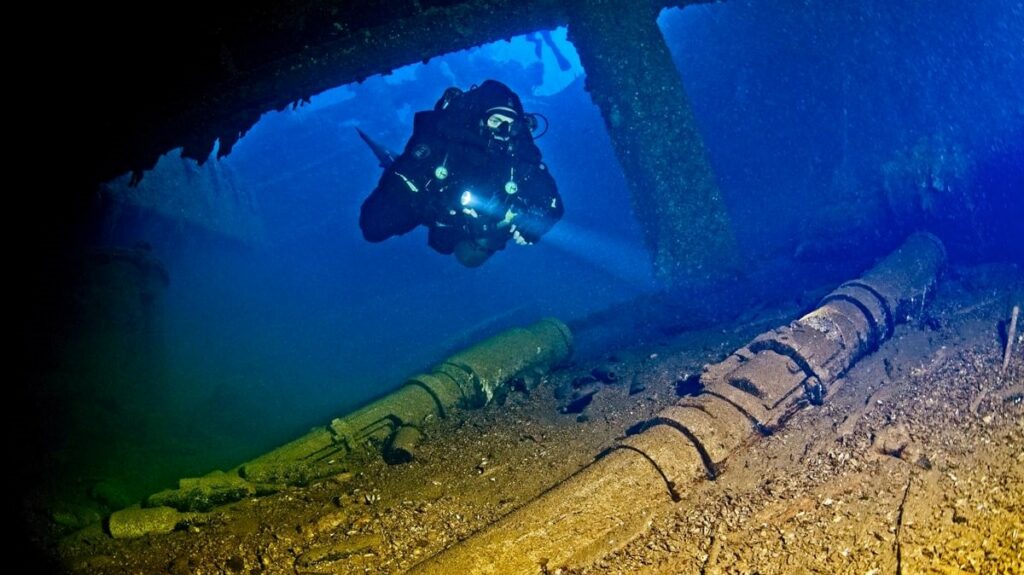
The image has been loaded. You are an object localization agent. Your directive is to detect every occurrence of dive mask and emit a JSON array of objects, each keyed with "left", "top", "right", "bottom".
[{"left": 485, "top": 107, "right": 518, "bottom": 141}]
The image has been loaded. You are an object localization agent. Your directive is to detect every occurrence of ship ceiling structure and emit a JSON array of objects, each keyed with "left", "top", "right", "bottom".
[{"left": 65, "top": 0, "right": 729, "bottom": 283}]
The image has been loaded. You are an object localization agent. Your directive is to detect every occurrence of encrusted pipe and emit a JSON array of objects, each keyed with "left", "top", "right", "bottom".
[
  {"left": 384, "top": 425, "right": 424, "bottom": 464},
  {"left": 108, "top": 507, "right": 197, "bottom": 539},
  {"left": 409, "top": 233, "right": 946, "bottom": 574},
  {"left": 141, "top": 318, "right": 572, "bottom": 516},
  {"left": 241, "top": 318, "right": 572, "bottom": 484}
]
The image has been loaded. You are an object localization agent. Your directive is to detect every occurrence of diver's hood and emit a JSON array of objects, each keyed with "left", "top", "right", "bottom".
[
  {"left": 473, "top": 81, "right": 531, "bottom": 144},
  {"left": 469, "top": 80, "right": 526, "bottom": 118},
  {"left": 437, "top": 80, "right": 532, "bottom": 148}
]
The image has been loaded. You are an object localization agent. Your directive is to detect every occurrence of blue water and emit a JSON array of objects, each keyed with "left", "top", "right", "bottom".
[{"left": 46, "top": 0, "right": 1024, "bottom": 525}]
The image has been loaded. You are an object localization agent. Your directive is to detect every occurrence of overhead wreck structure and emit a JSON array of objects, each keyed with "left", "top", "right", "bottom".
[
  {"left": 409, "top": 232, "right": 946, "bottom": 574},
  {"left": 62, "top": 0, "right": 732, "bottom": 284},
  {"left": 566, "top": 0, "right": 737, "bottom": 283}
]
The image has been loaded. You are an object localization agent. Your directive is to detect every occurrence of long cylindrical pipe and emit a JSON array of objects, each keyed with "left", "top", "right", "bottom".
[
  {"left": 409, "top": 233, "right": 946, "bottom": 574},
  {"left": 143, "top": 319, "right": 572, "bottom": 514},
  {"left": 240, "top": 318, "right": 572, "bottom": 484}
]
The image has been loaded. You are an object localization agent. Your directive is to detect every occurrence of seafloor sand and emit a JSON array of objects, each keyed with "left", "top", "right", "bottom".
[{"left": 60, "top": 263, "right": 1022, "bottom": 574}]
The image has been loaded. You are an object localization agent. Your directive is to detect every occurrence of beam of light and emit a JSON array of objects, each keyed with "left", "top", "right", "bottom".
[
  {"left": 460, "top": 190, "right": 513, "bottom": 223},
  {"left": 537, "top": 219, "right": 658, "bottom": 293},
  {"left": 457, "top": 192, "right": 657, "bottom": 292}
]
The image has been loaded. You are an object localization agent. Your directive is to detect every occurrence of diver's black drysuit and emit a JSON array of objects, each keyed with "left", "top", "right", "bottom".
[{"left": 359, "top": 80, "right": 563, "bottom": 266}]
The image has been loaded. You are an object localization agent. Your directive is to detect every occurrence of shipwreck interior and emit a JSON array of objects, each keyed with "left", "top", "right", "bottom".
[{"left": 21, "top": 0, "right": 1023, "bottom": 573}]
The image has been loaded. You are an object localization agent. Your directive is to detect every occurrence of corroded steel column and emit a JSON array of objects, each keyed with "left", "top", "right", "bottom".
[
  {"left": 567, "top": 0, "right": 736, "bottom": 285},
  {"left": 409, "top": 233, "right": 945, "bottom": 574}
]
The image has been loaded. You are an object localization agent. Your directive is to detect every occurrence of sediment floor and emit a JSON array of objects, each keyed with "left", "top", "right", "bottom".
[{"left": 60, "top": 264, "right": 1023, "bottom": 574}]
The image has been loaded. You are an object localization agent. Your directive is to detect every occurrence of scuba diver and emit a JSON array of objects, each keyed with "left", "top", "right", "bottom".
[
  {"left": 358, "top": 80, "right": 563, "bottom": 267},
  {"left": 527, "top": 31, "right": 572, "bottom": 72}
]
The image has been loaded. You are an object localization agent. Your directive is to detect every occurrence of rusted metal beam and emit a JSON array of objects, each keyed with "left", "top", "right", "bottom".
[{"left": 566, "top": 0, "right": 737, "bottom": 285}]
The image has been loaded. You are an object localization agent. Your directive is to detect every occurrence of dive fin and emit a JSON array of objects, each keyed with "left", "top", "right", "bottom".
[{"left": 356, "top": 128, "right": 397, "bottom": 169}]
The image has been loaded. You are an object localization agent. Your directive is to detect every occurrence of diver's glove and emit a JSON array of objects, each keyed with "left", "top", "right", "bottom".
[
  {"left": 510, "top": 227, "right": 531, "bottom": 246},
  {"left": 504, "top": 209, "right": 536, "bottom": 246}
]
